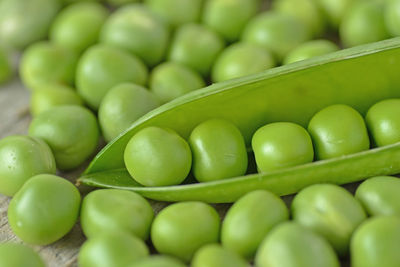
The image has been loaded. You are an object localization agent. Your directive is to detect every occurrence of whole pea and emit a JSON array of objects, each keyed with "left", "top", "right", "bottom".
[
  {"left": 124, "top": 127, "right": 192, "bottom": 186},
  {"left": 355, "top": 176, "right": 400, "bottom": 217},
  {"left": 78, "top": 231, "right": 149, "bottom": 267},
  {"left": 252, "top": 122, "right": 314, "bottom": 173},
  {"left": 312, "top": 0, "right": 355, "bottom": 28},
  {"left": 8, "top": 174, "right": 81, "bottom": 245},
  {"left": 385, "top": 0, "right": 400, "bottom": 37},
  {"left": 365, "top": 98, "right": 400, "bottom": 147},
  {"left": 99, "top": 83, "right": 160, "bottom": 142},
  {"left": 76, "top": 44, "right": 148, "bottom": 110},
  {"left": 0, "top": 243, "right": 44, "bottom": 267},
  {"left": 100, "top": 4, "right": 169, "bottom": 67},
  {"left": 221, "top": 190, "right": 289, "bottom": 259},
  {"left": 0, "top": 46, "right": 12, "bottom": 84},
  {"left": 168, "top": 23, "right": 225, "bottom": 77},
  {"left": 29, "top": 105, "right": 99, "bottom": 170},
  {"left": 0, "top": 135, "right": 56, "bottom": 196},
  {"left": 30, "top": 84, "right": 83, "bottom": 117},
  {"left": 189, "top": 119, "right": 248, "bottom": 182},
  {"left": 149, "top": 62, "right": 205, "bottom": 103},
  {"left": 191, "top": 244, "right": 249, "bottom": 267},
  {"left": 351, "top": 216, "right": 400, "bottom": 267},
  {"left": 283, "top": 39, "right": 339, "bottom": 64},
  {"left": 308, "top": 104, "right": 370, "bottom": 160},
  {"left": 241, "top": 12, "right": 310, "bottom": 62},
  {"left": 20, "top": 42, "right": 78, "bottom": 90},
  {"left": 80, "top": 189, "right": 154, "bottom": 240},
  {"left": 151, "top": 201, "right": 220, "bottom": 262},
  {"left": 50, "top": 2, "right": 108, "bottom": 53},
  {"left": 212, "top": 42, "right": 275, "bottom": 83},
  {"left": 131, "top": 255, "right": 186, "bottom": 267},
  {"left": 291, "top": 184, "right": 367, "bottom": 256},
  {"left": 255, "top": 222, "right": 340, "bottom": 267}
]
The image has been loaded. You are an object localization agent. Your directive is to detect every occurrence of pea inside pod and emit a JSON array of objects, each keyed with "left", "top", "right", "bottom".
[
  {"left": 131, "top": 255, "right": 186, "bottom": 267},
  {"left": 385, "top": 0, "right": 400, "bottom": 37},
  {"left": 0, "top": 243, "right": 45, "bottom": 267},
  {"left": 191, "top": 243, "right": 249, "bottom": 267},
  {"left": 283, "top": 39, "right": 339, "bottom": 64}
]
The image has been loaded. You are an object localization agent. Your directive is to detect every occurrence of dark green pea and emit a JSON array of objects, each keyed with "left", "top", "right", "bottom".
[
  {"left": 189, "top": 119, "right": 248, "bottom": 182},
  {"left": 255, "top": 222, "right": 340, "bottom": 267},
  {"left": 131, "top": 255, "right": 186, "bottom": 267},
  {"left": 292, "top": 184, "right": 367, "bottom": 256},
  {"left": 50, "top": 2, "right": 108, "bottom": 53},
  {"left": 312, "top": 0, "right": 355, "bottom": 29},
  {"left": 151, "top": 201, "right": 220, "bottom": 262},
  {"left": 221, "top": 190, "right": 289, "bottom": 259},
  {"left": 101, "top": 4, "right": 169, "bottom": 67},
  {"left": 29, "top": 105, "right": 99, "bottom": 170},
  {"left": 124, "top": 127, "right": 192, "bottom": 186},
  {"left": 365, "top": 98, "right": 400, "bottom": 147},
  {"left": 8, "top": 174, "right": 81, "bottom": 245},
  {"left": 385, "top": 0, "right": 400, "bottom": 37},
  {"left": 99, "top": 83, "right": 160, "bottom": 142},
  {"left": 0, "top": 243, "right": 44, "bottom": 267},
  {"left": 252, "top": 122, "right": 314, "bottom": 173},
  {"left": 76, "top": 44, "right": 148, "bottom": 110},
  {"left": 0, "top": 46, "right": 12, "bottom": 84},
  {"left": 192, "top": 244, "right": 250, "bottom": 267},
  {"left": 351, "top": 216, "right": 400, "bottom": 267},
  {"left": 20, "top": 42, "right": 78, "bottom": 90},
  {"left": 80, "top": 189, "right": 154, "bottom": 240},
  {"left": 212, "top": 42, "right": 275, "bottom": 83},
  {"left": 356, "top": 176, "right": 400, "bottom": 217},
  {"left": 283, "top": 39, "right": 339, "bottom": 64},
  {"left": 308, "top": 104, "right": 370, "bottom": 160},
  {"left": 168, "top": 23, "right": 225, "bottom": 77},
  {"left": 0, "top": 135, "right": 56, "bottom": 196}
]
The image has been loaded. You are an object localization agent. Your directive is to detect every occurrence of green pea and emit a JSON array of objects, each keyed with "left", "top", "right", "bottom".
[
  {"left": 241, "top": 12, "right": 310, "bottom": 62},
  {"left": 81, "top": 189, "right": 154, "bottom": 240},
  {"left": 252, "top": 122, "right": 314, "bottom": 173},
  {"left": 168, "top": 23, "right": 225, "bottom": 77},
  {"left": 145, "top": 0, "right": 202, "bottom": 28},
  {"left": 312, "top": 0, "right": 354, "bottom": 29},
  {"left": 308, "top": 104, "right": 370, "bottom": 160},
  {"left": 76, "top": 44, "right": 148, "bottom": 110},
  {"left": 149, "top": 62, "right": 205, "bottom": 103},
  {"left": 106, "top": 0, "right": 140, "bottom": 6},
  {"left": 0, "top": 243, "right": 44, "bottom": 267},
  {"left": 30, "top": 84, "right": 83, "bottom": 117},
  {"left": 221, "top": 190, "right": 288, "bottom": 259},
  {"left": 202, "top": 0, "right": 260, "bottom": 42},
  {"left": 0, "top": 0, "right": 60, "bottom": 49},
  {"left": 189, "top": 119, "right": 248, "bottom": 182},
  {"left": 0, "top": 135, "right": 56, "bottom": 196},
  {"left": 292, "top": 184, "right": 366, "bottom": 256},
  {"left": 29, "top": 105, "right": 99, "bottom": 170},
  {"left": 212, "top": 42, "right": 275, "bottom": 83},
  {"left": 192, "top": 244, "right": 249, "bottom": 267},
  {"left": 355, "top": 176, "right": 400, "bottom": 217},
  {"left": 351, "top": 216, "right": 400, "bottom": 267},
  {"left": 20, "top": 42, "right": 78, "bottom": 90},
  {"left": 124, "top": 127, "right": 192, "bottom": 186},
  {"left": 385, "top": 0, "right": 400, "bottom": 37},
  {"left": 340, "top": 1, "right": 389, "bottom": 48},
  {"left": 131, "top": 255, "right": 186, "bottom": 267},
  {"left": 100, "top": 4, "right": 169, "bottom": 67},
  {"left": 78, "top": 231, "right": 149, "bottom": 267},
  {"left": 151, "top": 201, "right": 220, "bottom": 262},
  {"left": 99, "top": 83, "right": 160, "bottom": 142},
  {"left": 8, "top": 174, "right": 81, "bottom": 245},
  {"left": 365, "top": 98, "right": 400, "bottom": 147},
  {"left": 283, "top": 39, "right": 339, "bottom": 65},
  {"left": 0, "top": 46, "right": 12, "bottom": 84},
  {"left": 255, "top": 222, "right": 340, "bottom": 267},
  {"left": 50, "top": 2, "right": 108, "bottom": 53}
]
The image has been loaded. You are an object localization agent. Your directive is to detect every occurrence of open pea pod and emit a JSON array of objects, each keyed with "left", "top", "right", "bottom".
[{"left": 80, "top": 38, "right": 400, "bottom": 203}]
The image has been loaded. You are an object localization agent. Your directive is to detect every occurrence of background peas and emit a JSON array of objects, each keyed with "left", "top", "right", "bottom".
[
  {"left": 132, "top": 255, "right": 186, "bottom": 267},
  {"left": 312, "top": 0, "right": 355, "bottom": 29},
  {"left": 0, "top": 243, "right": 45, "bottom": 267},
  {"left": 283, "top": 39, "right": 339, "bottom": 64},
  {"left": 191, "top": 243, "right": 249, "bottom": 267},
  {"left": 0, "top": 46, "right": 12, "bottom": 84},
  {"left": 385, "top": 0, "right": 400, "bottom": 37}
]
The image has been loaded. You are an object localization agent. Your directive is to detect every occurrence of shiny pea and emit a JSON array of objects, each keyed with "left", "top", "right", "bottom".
[
  {"left": 192, "top": 244, "right": 249, "bottom": 267},
  {"left": 0, "top": 243, "right": 44, "bottom": 267},
  {"left": 283, "top": 39, "right": 339, "bottom": 64},
  {"left": 385, "top": 0, "right": 400, "bottom": 37},
  {"left": 131, "top": 255, "right": 186, "bottom": 267}
]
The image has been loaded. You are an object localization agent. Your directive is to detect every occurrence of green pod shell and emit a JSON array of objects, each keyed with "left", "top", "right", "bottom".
[
  {"left": 0, "top": 243, "right": 45, "bottom": 267},
  {"left": 131, "top": 255, "right": 186, "bottom": 267},
  {"left": 191, "top": 244, "right": 249, "bottom": 267},
  {"left": 0, "top": 46, "right": 12, "bottom": 84}
]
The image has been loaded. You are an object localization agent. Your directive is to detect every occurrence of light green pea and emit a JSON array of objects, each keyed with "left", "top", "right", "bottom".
[
  {"left": 0, "top": 46, "right": 12, "bottom": 84},
  {"left": 8, "top": 174, "right": 81, "bottom": 245},
  {"left": 149, "top": 62, "right": 205, "bottom": 103},
  {"left": 221, "top": 190, "right": 289, "bottom": 259},
  {"left": 131, "top": 255, "right": 186, "bottom": 267},
  {"left": 189, "top": 119, "right": 248, "bottom": 182},
  {"left": 29, "top": 105, "right": 99, "bottom": 170},
  {"left": 283, "top": 39, "right": 339, "bottom": 64},
  {"left": 151, "top": 201, "right": 220, "bottom": 262},
  {"left": 312, "top": 0, "right": 355, "bottom": 29},
  {"left": 99, "top": 83, "right": 160, "bottom": 142},
  {"left": 212, "top": 42, "right": 275, "bottom": 83},
  {"left": 308, "top": 104, "right": 370, "bottom": 160},
  {"left": 385, "top": 0, "right": 400, "bottom": 37},
  {"left": 0, "top": 135, "right": 56, "bottom": 196},
  {"left": 192, "top": 244, "right": 250, "bottom": 267},
  {"left": 124, "top": 127, "right": 192, "bottom": 186},
  {"left": 255, "top": 222, "right": 340, "bottom": 267},
  {"left": 252, "top": 122, "right": 314, "bottom": 173},
  {"left": 0, "top": 243, "right": 45, "bottom": 267},
  {"left": 292, "top": 184, "right": 367, "bottom": 256}
]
